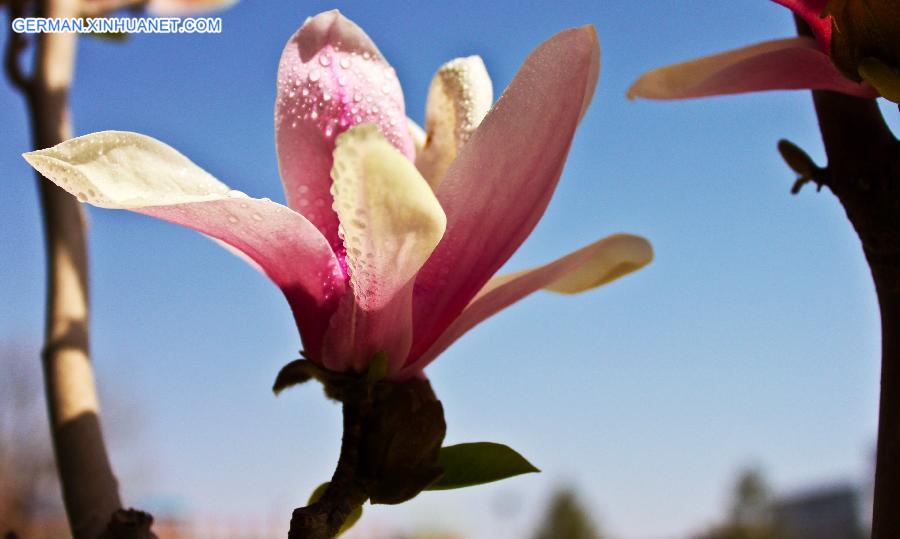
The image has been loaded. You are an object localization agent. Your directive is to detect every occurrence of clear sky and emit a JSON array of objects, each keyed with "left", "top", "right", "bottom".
[{"left": 2, "top": 1, "right": 897, "bottom": 537}]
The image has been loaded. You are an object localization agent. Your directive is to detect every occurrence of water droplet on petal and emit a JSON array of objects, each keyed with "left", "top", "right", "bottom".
[
  {"left": 251, "top": 213, "right": 263, "bottom": 222},
  {"left": 339, "top": 57, "right": 351, "bottom": 69},
  {"left": 227, "top": 215, "right": 239, "bottom": 224},
  {"left": 309, "top": 69, "right": 321, "bottom": 82},
  {"left": 319, "top": 54, "right": 331, "bottom": 67}
]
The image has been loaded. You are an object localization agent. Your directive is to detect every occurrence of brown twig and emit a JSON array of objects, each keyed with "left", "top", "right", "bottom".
[
  {"left": 793, "top": 16, "right": 900, "bottom": 539},
  {"left": 4, "top": 0, "right": 133, "bottom": 537},
  {"left": 289, "top": 391, "right": 371, "bottom": 539}
]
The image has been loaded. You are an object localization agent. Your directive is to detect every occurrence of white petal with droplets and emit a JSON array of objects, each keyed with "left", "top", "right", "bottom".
[
  {"left": 416, "top": 56, "right": 493, "bottom": 189},
  {"left": 330, "top": 124, "right": 446, "bottom": 310}
]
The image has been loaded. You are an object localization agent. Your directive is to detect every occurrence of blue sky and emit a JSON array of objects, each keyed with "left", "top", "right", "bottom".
[{"left": 2, "top": 1, "right": 897, "bottom": 537}]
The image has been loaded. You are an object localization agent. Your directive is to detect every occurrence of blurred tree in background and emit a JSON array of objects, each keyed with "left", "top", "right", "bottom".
[
  {"left": 533, "top": 487, "right": 604, "bottom": 539},
  {"left": 0, "top": 346, "right": 65, "bottom": 538},
  {"left": 694, "top": 468, "right": 783, "bottom": 539}
]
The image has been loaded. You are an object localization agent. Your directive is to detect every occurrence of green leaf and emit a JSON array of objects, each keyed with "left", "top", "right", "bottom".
[
  {"left": 859, "top": 57, "right": 900, "bottom": 104},
  {"left": 777, "top": 139, "right": 817, "bottom": 178},
  {"left": 272, "top": 359, "right": 316, "bottom": 395},
  {"left": 366, "top": 351, "right": 389, "bottom": 384},
  {"left": 426, "top": 442, "right": 539, "bottom": 491},
  {"left": 307, "top": 482, "right": 363, "bottom": 536}
]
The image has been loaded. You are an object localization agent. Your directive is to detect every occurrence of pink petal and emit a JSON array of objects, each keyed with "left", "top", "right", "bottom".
[
  {"left": 409, "top": 26, "right": 601, "bottom": 363},
  {"left": 23, "top": 131, "right": 345, "bottom": 360},
  {"left": 275, "top": 10, "right": 415, "bottom": 264},
  {"left": 144, "top": 199, "right": 344, "bottom": 359},
  {"left": 320, "top": 282, "right": 415, "bottom": 374},
  {"left": 399, "top": 234, "right": 653, "bottom": 378},
  {"left": 627, "top": 37, "right": 877, "bottom": 100},
  {"left": 772, "top": 0, "right": 832, "bottom": 51}
]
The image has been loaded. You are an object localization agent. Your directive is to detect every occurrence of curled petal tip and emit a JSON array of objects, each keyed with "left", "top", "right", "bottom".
[
  {"left": 581, "top": 24, "right": 597, "bottom": 41},
  {"left": 295, "top": 9, "right": 381, "bottom": 62},
  {"left": 544, "top": 233, "right": 653, "bottom": 295}
]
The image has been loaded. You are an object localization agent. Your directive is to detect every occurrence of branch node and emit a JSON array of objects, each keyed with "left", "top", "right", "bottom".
[
  {"left": 778, "top": 139, "right": 829, "bottom": 194},
  {"left": 101, "top": 508, "right": 156, "bottom": 539}
]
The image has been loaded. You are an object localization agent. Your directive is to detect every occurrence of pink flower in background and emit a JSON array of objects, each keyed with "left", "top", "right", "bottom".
[
  {"left": 627, "top": 0, "right": 879, "bottom": 100},
  {"left": 23, "top": 11, "right": 652, "bottom": 380}
]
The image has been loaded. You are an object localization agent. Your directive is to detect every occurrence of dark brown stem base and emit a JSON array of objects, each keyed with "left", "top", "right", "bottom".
[
  {"left": 289, "top": 395, "right": 371, "bottom": 539},
  {"left": 792, "top": 17, "right": 900, "bottom": 539}
]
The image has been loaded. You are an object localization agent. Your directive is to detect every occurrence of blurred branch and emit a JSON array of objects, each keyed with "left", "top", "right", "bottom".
[
  {"left": 3, "top": 0, "right": 137, "bottom": 536},
  {"left": 3, "top": 0, "right": 33, "bottom": 92},
  {"left": 793, "top": 15, "right": 900, "bottom": 539},
  {"left": 80, "top": 0, "right": 146, "bottom": 17}
]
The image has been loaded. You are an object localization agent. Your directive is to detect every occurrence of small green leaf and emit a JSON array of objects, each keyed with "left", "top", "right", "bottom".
[
  {"left": 272, "top": 359, "right": 316, "bottom": 395},
  {"left": 777, "top": 139, "right": 817, "bottom": 178},
  {"left": 307, "top": 482, "right": 363, "bottom": 536},
  {"left": 307, "top": 482, "right": 329, "bottom": 504},
  {"left": 366, "top": 351, "right": 389, "bottom": 384},
  {"left": 427, "top": 442, "right": 539, "bottom": 491},
  {"left": 859, "top": 57, "right": 900, "bottom": 104}
]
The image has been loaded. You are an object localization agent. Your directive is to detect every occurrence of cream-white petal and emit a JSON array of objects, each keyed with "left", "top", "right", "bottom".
[
  {"left": 416, "top": 56, "right": 493, "bottom": 189},
  {"left": 23, "top": 130, "right": 232, "bottom": 208},
  {"left": 331, "top": 124, "right": 447, "bottom": 310}
]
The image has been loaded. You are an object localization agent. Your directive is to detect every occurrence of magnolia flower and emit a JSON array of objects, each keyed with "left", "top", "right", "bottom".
[
  {"left": 627, "top": 0, "right": 883, "bottom": 101},
  {"left": 23, "top": 10, "right": 652, "bottom": 381}
]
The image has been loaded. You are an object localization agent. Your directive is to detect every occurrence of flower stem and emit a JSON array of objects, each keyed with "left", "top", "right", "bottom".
[
  {"left": 794, "top": 16, "right": 900, "bottom": 539},
  {"left": 289, "top": 393, "right": 371, "bottom": 539}
]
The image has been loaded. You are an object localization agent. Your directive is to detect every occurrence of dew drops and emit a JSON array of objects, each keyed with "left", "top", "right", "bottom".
[
  {"left": 227, "top": 215, "right": 239, "bottom": 224},
  {"left": 318, "top": 54, "right": 331, "bottom": 67},
  {"left": 309, "top": 69, "right": 321, "bottom": 82},
  {"left": 251, "top": 213, "right": 263, "bottom": 222},
  {"left": 339, "top": 57, "right": 351, "bottom": 69}
]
